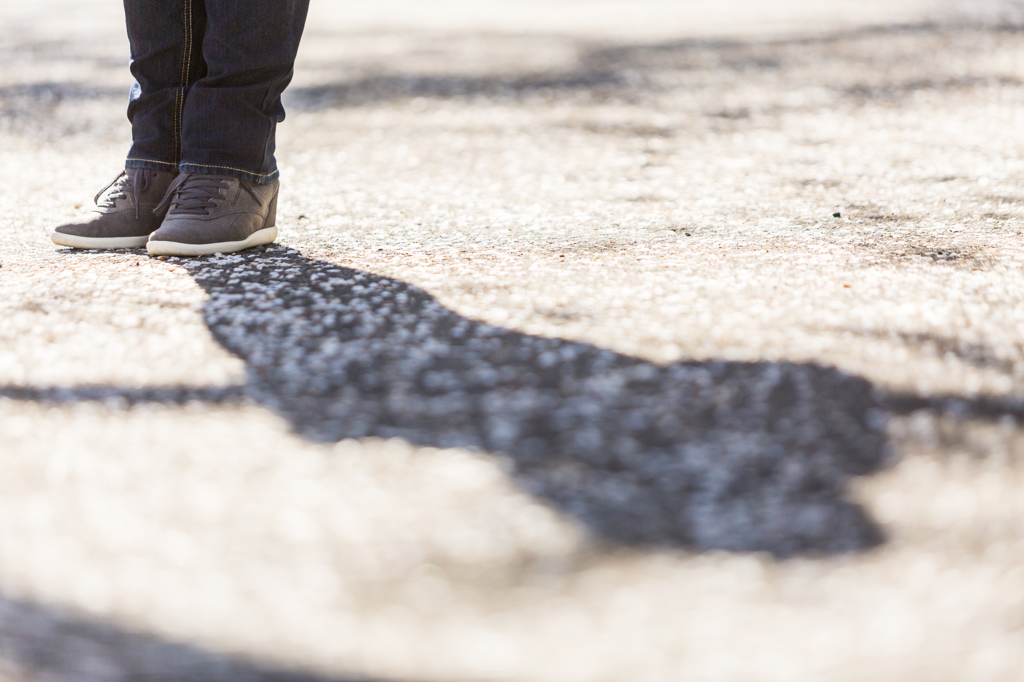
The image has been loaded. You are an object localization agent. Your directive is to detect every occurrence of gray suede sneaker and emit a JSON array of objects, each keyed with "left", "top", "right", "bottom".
[
  {"left": 51, "top": 168, "right": 177, "bottom": 249},
  {"left": 146, "top": 174, "right": 279, "bottom": 257}
]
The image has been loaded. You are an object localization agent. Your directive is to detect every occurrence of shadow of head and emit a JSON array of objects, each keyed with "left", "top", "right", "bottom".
[{"left": 180, "top": 246, "right": 891, "bottom": 557}]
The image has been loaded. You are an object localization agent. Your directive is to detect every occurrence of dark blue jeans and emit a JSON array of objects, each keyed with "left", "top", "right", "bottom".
[{"left": 123, "top": 0, "right": 309, "bottom": 185}]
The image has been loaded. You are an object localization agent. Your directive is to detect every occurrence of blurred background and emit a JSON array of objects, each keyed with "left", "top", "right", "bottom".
[{"left": 2, "top": 1, "right": 1024, "bottom": 681}]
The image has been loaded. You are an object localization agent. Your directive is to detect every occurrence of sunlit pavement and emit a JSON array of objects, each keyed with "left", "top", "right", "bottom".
[{"left": 1, "top": 1, "right": 1024, "bottom": 680}]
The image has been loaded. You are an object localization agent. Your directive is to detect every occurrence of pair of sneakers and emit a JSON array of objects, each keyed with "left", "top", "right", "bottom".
[{"left": 52, "top": 169, "right": 279, "bottom": 256}]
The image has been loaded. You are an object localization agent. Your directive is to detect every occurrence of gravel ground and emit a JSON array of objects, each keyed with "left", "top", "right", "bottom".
[{"left": 2, "top": 1, "right": 1024, "bottom": 680}]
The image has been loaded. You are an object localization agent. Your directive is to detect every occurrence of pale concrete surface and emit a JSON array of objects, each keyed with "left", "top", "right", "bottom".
[{"left": 2, "top": 1, "right": 1024, "bottom": 680}]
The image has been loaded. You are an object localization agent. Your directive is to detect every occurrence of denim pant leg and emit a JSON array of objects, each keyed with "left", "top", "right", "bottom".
[
  {"left": 179, "top": 0, "right": 309, "bottom": 185},
  {"left": 124, "top": 0, "right": 206, "bottom": 173}
]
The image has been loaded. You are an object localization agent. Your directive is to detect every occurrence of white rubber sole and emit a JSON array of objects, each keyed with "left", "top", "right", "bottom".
[
  {"left": 51, "top": 231, "right": 150, "bottom": 250},
  {"left": 146, "top": 226, "right": 278, "bottom": 257}
]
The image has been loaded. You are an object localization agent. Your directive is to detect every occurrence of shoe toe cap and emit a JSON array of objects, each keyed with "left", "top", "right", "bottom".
[{"left": 52, "top": 215, "right": 96, "bottom": 237}]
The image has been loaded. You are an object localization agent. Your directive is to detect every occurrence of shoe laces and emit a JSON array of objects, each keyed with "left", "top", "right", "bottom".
[
  {"left": 155, "top": 173, "right": 260, "bottom": 217},
  {"left": 94, "top": 170, "right": 150, "bottom": 218}
]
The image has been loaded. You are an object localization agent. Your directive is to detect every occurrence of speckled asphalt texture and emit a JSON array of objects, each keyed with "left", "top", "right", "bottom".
[{"left": 2, "top": 1, "right": 1024, "bottom": 680}]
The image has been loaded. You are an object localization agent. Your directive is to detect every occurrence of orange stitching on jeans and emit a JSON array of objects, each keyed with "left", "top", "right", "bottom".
[
  {"left": 182, "top": 0, "right": 190, "bottom": 161},
  {"left": 126, "top": 157, "right": 178, "bottom": 168},
  {"left": 172, "top": 90, "right": 178, "bottom": 163},
  {"left": 173, "top": 86, "right": 180, "bottom": 164},
  {"left": 179, "top": 163, "right": 278, "bottom": 178},
  {"left": 175, "top": 0, "right": 188, "bottom": 164},
  {"left": 184, "top": 0, "right": 193, "bottom": 96}
]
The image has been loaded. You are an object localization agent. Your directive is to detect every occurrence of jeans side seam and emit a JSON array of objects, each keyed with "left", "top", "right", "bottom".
[
  {"left": 185, "top": 0, "right": 193, "bottom": 90},
  {"left": 173, "top": 90, "right": 180, "bottom": 165},
  {"left": 174, "top": 0, "right": 188, "bottom": 164}
]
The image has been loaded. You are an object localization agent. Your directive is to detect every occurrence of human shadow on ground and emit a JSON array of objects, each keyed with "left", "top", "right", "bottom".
[
  {"left": 167, "top": 246, "right": 888, "bottom": 557},
  {"left": 0, "top": 592, "right": 378, "bottom": 682}
]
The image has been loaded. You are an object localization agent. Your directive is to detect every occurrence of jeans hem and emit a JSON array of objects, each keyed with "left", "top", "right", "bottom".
[
  {"left": 178, "top": 163, "right": 279, "bottom": 185},
  {"left": 125, "top": 157, "right": 178, "bottom": 172}
]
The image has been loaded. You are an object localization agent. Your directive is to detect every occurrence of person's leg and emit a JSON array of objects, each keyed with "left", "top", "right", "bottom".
[
  {"left": 51, "top": 0, "right": 198, "bottom": 249},
  {"left": 145, "top": 0, "right": 309, "bottom": 257},
  {"left": 125, "top": 0, "right": 206, "bottom": 174},
  {"left": 179, "top": 0, "right": 309, "bottom": 184}
]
